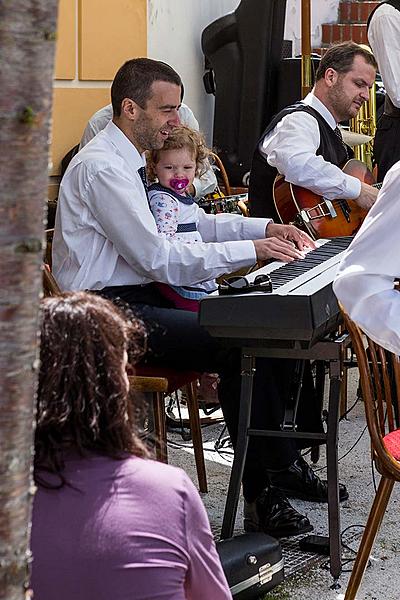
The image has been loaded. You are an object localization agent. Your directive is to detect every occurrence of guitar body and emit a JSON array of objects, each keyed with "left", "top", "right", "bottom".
[{"left": 273, "top": 159, "right": 374, "bottom": 239}]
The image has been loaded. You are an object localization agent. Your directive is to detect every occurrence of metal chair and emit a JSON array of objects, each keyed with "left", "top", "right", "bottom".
[{"left": 341, "top": 307, "right": 400, "bottom": 600}]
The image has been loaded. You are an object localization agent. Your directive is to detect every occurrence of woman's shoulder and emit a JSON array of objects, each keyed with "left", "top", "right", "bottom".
[{"left": 120, "top": 456, "right": 195, "bottom": 495}]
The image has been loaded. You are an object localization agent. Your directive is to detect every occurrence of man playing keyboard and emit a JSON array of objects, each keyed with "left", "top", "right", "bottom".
[{"left": 53, "top": 57, "right": 345, "bottom": 538}]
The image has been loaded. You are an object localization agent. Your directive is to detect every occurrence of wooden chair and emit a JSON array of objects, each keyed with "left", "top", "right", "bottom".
[
  {"left": 43, "top": 229, "right": 208, "bottom": 492},
  {"left": 129, "top": 366, "right": 207, "bottom": 493},
  {"left": 209, "top": 151, "right": 232, "bottom": 196},
  {"left": 43, "top": 229, "right": 61, "bottom": 296},
  {"left": 341, "top": 307, "right": 400, "bottom": 600}
]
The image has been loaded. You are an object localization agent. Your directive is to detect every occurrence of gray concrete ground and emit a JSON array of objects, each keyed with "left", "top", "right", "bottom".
[{"left": 167, "top": 369, "right": 400, "bottom": 600}]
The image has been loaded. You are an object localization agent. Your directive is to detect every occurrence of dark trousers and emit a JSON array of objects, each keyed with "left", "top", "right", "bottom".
[
  {"left": 374, "top": 114, "right": 400, "bottom": 182},
  {"left": 98, "top": 284, "right": 322, "bottom": 501}
]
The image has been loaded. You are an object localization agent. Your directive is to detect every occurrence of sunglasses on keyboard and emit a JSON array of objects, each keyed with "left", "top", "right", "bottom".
[{"left": 218, "top": 274, "right": 273, "bottom": 295}]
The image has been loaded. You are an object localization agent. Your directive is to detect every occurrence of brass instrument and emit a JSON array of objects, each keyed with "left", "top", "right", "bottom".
[
  {"left": 349, "top": 82, "right": 376, "bottom": 172},
  {"left": 349, "top": 45, "right": 377, "bottom": 173}
]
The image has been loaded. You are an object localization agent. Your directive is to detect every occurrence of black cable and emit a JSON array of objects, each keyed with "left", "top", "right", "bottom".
[
  {"left": 312, "top": 424, "right": 368, "bottom": 473},
  {"left": 320, "top": 524, "right": 371, "bottom": 573},
  {"left": 339, "top": 396, "right": 361, "bottom": 421}
]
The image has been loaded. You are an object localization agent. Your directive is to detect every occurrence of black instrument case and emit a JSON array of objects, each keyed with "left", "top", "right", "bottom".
[{"left": 217, "top": 533, "right": 284, "bottom": 599}]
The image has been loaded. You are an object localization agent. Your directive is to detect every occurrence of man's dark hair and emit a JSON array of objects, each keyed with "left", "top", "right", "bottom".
[
  {"left": 35, "top": 292, "right": 149, "bottom": 487},
  {"left": 315, "top": 41, "right": 378, "bottom": 81},
  {"left": 111, "top": 57, "right": 182, "bottom": 116}
]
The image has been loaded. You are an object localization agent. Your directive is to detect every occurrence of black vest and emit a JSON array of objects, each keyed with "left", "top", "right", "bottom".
[
  {"left": 248, "top": 103, "right": 351, "bottom": 219},
  {"left": 367, "top": 0, "right": 400, "bottom": 117}
]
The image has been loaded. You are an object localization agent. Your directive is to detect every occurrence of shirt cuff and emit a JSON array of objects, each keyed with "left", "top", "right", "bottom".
[
  {"left": 242, "top": 217, "right": 272, "bottom": 239},
  {"left": 344, "top": 175, "right": 362, "bottom": 199},
  {"left": 224, "top": 239, "right": 258, "bottom": 266}
]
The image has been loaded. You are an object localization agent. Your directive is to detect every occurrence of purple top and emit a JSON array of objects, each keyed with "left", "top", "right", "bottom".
[{"left": 30, "top": 454, "right": 231, "bottom": 600}]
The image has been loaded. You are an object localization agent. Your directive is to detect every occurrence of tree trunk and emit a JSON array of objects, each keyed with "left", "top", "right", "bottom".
[{"left": 0, "top": 1, "right": 58, "bottom": 598}]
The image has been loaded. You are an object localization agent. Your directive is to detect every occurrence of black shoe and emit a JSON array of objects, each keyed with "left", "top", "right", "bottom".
[
  {"left": 243, "top": 486, "right": 313, "bottom": 538},
  {"left": 268, "top": 456, "right": 349, "bottom": 503}
]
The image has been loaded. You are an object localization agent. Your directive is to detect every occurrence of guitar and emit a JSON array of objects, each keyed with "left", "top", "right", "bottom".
[{"left": 273, "top": 159, "right": 381, "bottom": 239}]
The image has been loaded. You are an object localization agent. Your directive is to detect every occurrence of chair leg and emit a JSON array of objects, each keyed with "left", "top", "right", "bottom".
[
  {"left": 344, "top": 476, "right": 394, "bottom": 600},
  {"left": 153, "top": 392, "right": 168, "bottom": 463},
  {"left": 186, "top": 382, "right": 208, "bottom": 493},
  {"left": 340, "top": 366, "right": 348, "bottom": 418}
]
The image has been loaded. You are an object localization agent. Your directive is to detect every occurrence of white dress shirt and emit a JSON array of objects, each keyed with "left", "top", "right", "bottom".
[
  {"left": 334, "top": 160, "right": 400, "bottom": 354},
  {"left": 259, "top": 92, "right": 361, "bottom": 200},
  {"left": 79, "top": 102, "right": 217, "bottom": 198},
  {"left": 53, "top": 121, "right": 269, "bottom": 291},
  {"left": 368, "top": 3, "right": 400, "bottom": 108}
]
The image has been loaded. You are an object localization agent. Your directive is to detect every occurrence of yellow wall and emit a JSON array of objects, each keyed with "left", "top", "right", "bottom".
[{"left": 51, "top": 0, "right": 147, "bottom": 177}]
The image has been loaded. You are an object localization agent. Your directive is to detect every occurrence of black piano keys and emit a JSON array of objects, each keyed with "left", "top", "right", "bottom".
[{"left": 268, "top": 237, "right": 353, "bottom": 289}]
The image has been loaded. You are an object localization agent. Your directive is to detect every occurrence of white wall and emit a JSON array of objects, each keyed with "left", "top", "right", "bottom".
[
  {"left": 148, "top": 0, "right": 240, "bottom": 143},
  {"left": 285, "top": 0, "right": 340, "bottom": 56},
  {"left": 148, "top": 0, "right": 340, "bottom": 142}
]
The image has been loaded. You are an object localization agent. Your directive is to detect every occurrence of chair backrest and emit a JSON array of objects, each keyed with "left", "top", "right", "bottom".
[
  {"left": 43, "top": 228, "right": 62, "bottom": 297},
  {"left": 209, "top": 152, "right": 232, "bottom": 196},
  {"left": 43, "top": 264, "right": 61, "bottom": 297},
  {"left": 342, "top": 306, "right": 400, "bottom": 478}
]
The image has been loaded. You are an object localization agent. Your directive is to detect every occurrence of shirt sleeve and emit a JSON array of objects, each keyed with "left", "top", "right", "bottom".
[
  {"left": 334, "top": 161, "right": 400, "bottom": 355},
  {"left": 260, "top": 111, "right": 361, "bottom": 200},
  {"left": 196, "top": 205, "right": 270, "bottom": 243},
  {"left": 79, "top": 121, "right": 98, "bottom": 150},
  {"left": 368, "top": 9, "right": 400, "bottom": 108},
  {"left": 182, "top": 475, "right": 231, "bottom": 600},
  {"left": 179, "top": 104, "right": 200, "bottom": 131},
  {"left": 83, "top": 165, "right": 257, "bottom": 286},
  {"left": 192, "top": 166, "right": 218, "bottom": 198},
  {"left": 148, "top": 191, "right": 179, "bottom": 238}
]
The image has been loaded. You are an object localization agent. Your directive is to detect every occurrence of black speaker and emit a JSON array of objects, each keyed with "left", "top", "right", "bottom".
[
  {"left": 275, "top": 55, "right": 321, "bottom": 113},
  {"left": 202, "top": 0, "right": 287, "bottom": 186}
]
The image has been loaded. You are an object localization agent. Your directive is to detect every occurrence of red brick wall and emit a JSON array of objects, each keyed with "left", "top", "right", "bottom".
[{"left": 319, "top": 0, "right": 380, "bottom": 47}]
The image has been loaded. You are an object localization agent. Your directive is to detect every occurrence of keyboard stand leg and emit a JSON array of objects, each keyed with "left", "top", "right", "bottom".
[
  {"left": 327, "top": 358, "right": 342, "bottom": 580},
  {"left": 221, "top": 352, "right": 255, "bottom": 539},
  {"left": 282, "top": 359, "right": 305, "bottom": 429},
  {"left": 311, "top": 360, "right": 326, "bottom": 464}
]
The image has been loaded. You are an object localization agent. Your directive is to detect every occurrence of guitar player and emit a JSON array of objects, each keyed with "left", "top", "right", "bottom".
[{"left": 248, "top": 41, "right": 379, "bottom": 224}]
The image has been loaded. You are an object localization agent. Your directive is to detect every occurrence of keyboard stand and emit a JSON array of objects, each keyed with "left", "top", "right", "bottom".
[{"left": 220, "top": 332, "right": 351, "bottom": 582}]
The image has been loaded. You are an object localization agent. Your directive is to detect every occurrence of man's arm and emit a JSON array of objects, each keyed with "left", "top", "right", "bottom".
[
  {"left": 85, "top": 166, "right": 258, "bottom": 286},
  {"left": 261, "top": 111, "right": 362, "bottom": 201},
  {"left": 196, "top": 207, "right": 315, "bottom": 262},
  {"left": 334, "top": 161, "right": 400, "bottom": 354},
  {"left": 368, "top": 8, "right": 400, "bottom": 108}
]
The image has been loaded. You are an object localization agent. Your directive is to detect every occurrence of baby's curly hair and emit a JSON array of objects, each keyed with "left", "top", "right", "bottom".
[{"left": 147, "top": 125, "right": 210, "bottom": 183}]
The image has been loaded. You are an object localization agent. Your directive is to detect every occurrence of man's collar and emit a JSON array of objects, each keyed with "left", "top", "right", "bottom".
[
  {"left": 105, "top": 120, "right": 146, "bottom": 168},
  {"left": 303, "top": 92, "right": 337, "bottom": 130}
]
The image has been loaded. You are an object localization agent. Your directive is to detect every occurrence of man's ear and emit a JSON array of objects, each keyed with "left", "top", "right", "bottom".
[
  {"left": 120, "top": 98, "right": 139, "bottom": 121},
  {"left": 324, "top": 67, "right": 338, "bottom": 88}
]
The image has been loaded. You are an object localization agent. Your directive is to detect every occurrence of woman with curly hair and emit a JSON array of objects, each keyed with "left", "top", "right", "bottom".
[{"left": 30, "top": 291, "right": 230, "bottom": 600}]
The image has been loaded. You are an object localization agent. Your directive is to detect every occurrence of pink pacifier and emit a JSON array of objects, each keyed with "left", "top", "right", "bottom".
[{"left": 170, "top": 177, "right": 189, "bottom": 192}]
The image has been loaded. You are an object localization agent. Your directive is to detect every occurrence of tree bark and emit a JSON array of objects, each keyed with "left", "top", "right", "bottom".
[{"left": 0, "top": 1, "right": 58, "bottom": 598}]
